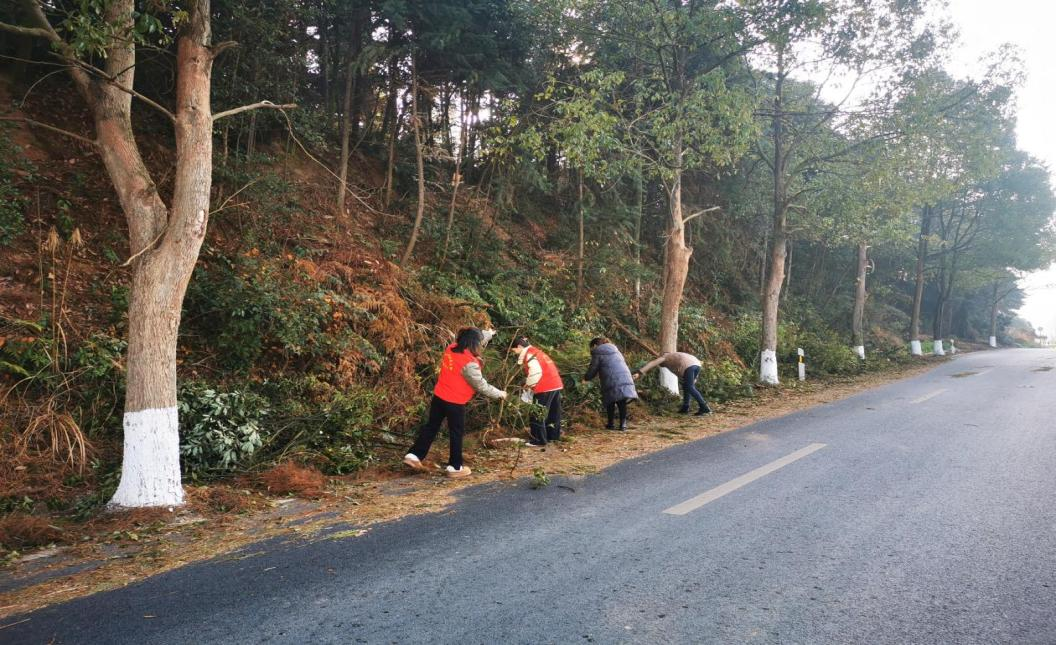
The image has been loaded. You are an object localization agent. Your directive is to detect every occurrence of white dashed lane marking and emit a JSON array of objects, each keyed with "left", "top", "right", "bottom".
[{"left": 663, "top": 443, "right": 827, "bottom": 516}]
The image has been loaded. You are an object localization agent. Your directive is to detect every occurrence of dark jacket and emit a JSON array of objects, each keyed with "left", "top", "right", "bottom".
[{"left": 584, "top": 342, "right": 638, "bottom": 405}]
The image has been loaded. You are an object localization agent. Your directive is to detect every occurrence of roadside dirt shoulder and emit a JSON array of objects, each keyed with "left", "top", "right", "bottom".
[{"left": 0, "top": 360, "right": 941, "bottom": 620}]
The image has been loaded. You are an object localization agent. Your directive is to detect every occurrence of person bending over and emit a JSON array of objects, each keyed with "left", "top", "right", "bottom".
[
  {"left": 510, "top": 337, "right": 564, "bottom": 447},
  {"left": 634, "top": 351, "right": 712, "bottom": 416},
  {"left": 404, "top": 327, "right": 506, "bottom": 477},
  {"left": 583, "top": 337, "right": 638, "bottom": 430}
]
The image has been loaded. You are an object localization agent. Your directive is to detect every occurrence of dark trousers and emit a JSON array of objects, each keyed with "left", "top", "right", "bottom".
[
  {"left": 408, "top": 395, "right": 466, "bottom": 469},
  {"left": 606, "top": 399, "right": 629, "bottom": 427},
  {"left": 680, "top": 365, "right": 710, "bottom": 412},
  {"left": 531, "top": 390, "right": 562, "bottom": 443}
]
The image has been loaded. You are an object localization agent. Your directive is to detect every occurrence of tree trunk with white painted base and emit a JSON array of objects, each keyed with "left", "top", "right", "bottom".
[
  {"left": 658, "top": 147, "right": 690, "bottom": 396},
  {"left": 11, "top": 0, "right": 281, "bottom": 507},
  {"left": 112, "top": 1, "right": 216, "bottom": 507},
  {"left": 852, "top": 241, "right": 868, "bottom": 360},
  {"left": 759, "top": 52, "right": 786, "bottom": 386},
  {"left": 933, "top": 339, "right": 945, "bottom": 356},
  {"left": 909, "top": 206, "right": 930, "bottom": 356},
  {"left": 759, "top": 224, "right": 786, "bottom": 385}
]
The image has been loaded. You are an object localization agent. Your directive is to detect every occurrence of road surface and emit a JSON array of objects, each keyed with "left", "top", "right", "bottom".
[{"left": 4, "top": 348, "right": 1056, "bottom": 644}]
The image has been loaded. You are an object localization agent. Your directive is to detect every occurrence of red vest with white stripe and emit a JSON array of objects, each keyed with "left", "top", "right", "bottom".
[
  {"left": 525, "top": 347, "right": 563, "bottom": 393},
  {"left": 434, "top": 344, "right": 481, "bottom": 404}
]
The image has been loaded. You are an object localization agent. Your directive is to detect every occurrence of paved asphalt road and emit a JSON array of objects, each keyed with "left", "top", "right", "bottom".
[{"left": 4, "top": 348, "right": 1056, "bottom": 644}]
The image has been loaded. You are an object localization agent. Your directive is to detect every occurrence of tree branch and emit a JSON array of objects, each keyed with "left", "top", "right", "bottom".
[
  {"left": 0, "top": 20, "right": 51, "bottom": 40},
  {"left": 0, "top": 116, "right": 96, "bottom": 146},
  {"left": 52, "top": 54, "right": 176, "bottom": 123},
  {"left": 212, "top": 100, "right": 298, "bottom": 122},
  {"left": 211, "top": 41, "right": 239, "bottom": 58},
  {"left": 682, "top": 205, "right": 720, "bottom": 225}
]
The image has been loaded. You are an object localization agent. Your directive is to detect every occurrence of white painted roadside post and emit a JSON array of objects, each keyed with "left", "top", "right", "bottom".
[
  {"left": 797, "top": 348, "right": 805, "bottom": 381},
  {"left": 949, "top": 339, "right": 957, "bottom": 354}
]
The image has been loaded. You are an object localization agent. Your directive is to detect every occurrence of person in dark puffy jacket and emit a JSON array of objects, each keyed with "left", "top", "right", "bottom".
[{"left": 583, "top": 337, "right": 638, "bottom": 430}]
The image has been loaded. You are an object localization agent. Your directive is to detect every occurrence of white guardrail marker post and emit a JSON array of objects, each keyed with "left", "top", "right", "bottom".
[{"left": 798, "top": 347, "right": 805, "bottom": 381}]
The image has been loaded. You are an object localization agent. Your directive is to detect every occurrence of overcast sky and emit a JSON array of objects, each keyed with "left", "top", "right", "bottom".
[{"left": 944, "top": 0, "right": 1056, "bottom": 335}]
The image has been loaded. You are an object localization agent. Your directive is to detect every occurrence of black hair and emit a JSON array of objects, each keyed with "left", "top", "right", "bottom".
[
  {"left": 589, "top": 337, "right": 610, "bottom": 348},
  {"left": 511, "top": 336, "right": 530, "bottom": 349},
  {"left": 453, "top": 327, "right": 484, "bottom": 355}
]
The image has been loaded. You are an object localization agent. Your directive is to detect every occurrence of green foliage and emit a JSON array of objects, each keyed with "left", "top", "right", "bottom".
[
  {"left": 696, "top": 360, "right": 753, "bottom": 403},
  {"left": 184, "top": 255, "right": 352, "bottom": 372},
  {"left": 796, "top": 331, "right": 861, "bottom": 376},
  {"left": 254, "top": 377, "right": 381, "bottom": 475},
  {"left": 0, "top": 496, "right": 35, "bottom": 515},
  {"left": 0, "top": 131, "right": 33, "bottom": 246},
  {"left": 178, "top": 382, "right": 269, "bottom": 479},
  {"left": 70, "top": 333, "right": 127, "bottom": 435},
  {"left": 530, "top": 466, "right": 550, "bottom": 489},
  {"left": 0, "top": 325, "right": 50, "bottom": 379},
  {"left": 70, "top": 460, "right": 121, "bottom": 521},
  {"left": 108, "top": 284, "right": 130, "bottom": 327}
]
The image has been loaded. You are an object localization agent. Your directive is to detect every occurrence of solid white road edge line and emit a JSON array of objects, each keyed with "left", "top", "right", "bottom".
[
  {"left": 911, "top": 389, "right": 946, "bottom": 404},
  {"left": 662, "top": 443, "right": 827, "bottom": 516}
]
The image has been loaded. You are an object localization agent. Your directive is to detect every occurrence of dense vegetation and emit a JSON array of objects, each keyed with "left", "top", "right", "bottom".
[{"left": 0, "top": 0, "right": 1053, "bottom": 520}]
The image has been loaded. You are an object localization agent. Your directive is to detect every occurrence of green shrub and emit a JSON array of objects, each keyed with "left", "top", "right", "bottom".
[
  {"left": 0, "top": 130, "right": 34, "bottom": 246},
  {"left": 70, "top": 460, "right": 121, "bottom": 520},
  {"left": 697, "top": 359, "right": 753, "bottom": 402},
  {"left": 796, "top": 329, "right": 861, "bottom": 376},
  {"left": 254, "top": 377, "right": 380, "bottom": 474},
  {"left": 71, "top": 333, "right": 127, "bottom": 435},
  {"left": 178, "top": 382, "right": 269, "bottom": 479},
  {"left": 184, "top": 255, "right": 353, "bottom": 372}
]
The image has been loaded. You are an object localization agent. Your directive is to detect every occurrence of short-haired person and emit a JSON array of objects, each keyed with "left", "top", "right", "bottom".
[
  {"left": 510, "top": 337, "right": 564, "bottom": 447},
  {"left": 583, "top": 337, "right": 638, "bottom": 430},
  {"left": 634, "top": 351, "right": 712, "bottom": 416},
  {"left": 404, "top": 327, "right": 507, "bottom": 477}
]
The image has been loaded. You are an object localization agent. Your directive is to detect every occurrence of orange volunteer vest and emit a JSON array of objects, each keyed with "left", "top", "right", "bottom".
[
  {"left": 434, "top": 344, "right": 481, "bottom": 404},
  {"left": 524, "top": 347, "right": 563, "bottom": 393}
]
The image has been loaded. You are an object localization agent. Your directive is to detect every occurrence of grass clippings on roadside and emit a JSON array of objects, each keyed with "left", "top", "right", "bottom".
[{"left": 0, "top": 359, "right": 941, "bottom": 618}]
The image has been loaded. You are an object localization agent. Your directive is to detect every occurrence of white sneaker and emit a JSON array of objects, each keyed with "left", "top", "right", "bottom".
[
  {"left": 403, "top": 453, "right": 425, "bottom": 471},
  {"left": 445, "top": 465, "right": 472, "bottom": 478}
]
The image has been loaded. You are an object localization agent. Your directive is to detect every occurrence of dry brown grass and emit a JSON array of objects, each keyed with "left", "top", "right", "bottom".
[
  {"left": 258, "top": 462, "right": 327, "bottom": 498},
  {"left": 0, "top": 513, "right": 64, "bottom": 550},
  {"left": 17, "top": 403, "right": 92, "bottom": 474},
  {"left": 188, "top": 486, "right": 251, "bottom": 514}
]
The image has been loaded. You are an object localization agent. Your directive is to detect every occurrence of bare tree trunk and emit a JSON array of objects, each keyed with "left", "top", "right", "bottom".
[
  {"left": 852, "top": 241, "right": 868, "bottom": 359},
  {"left": 760, "top": 52, "right": 786, "bottom": 385},
  {"left": 246, "top": 109, "right": 257, "bottom": 158},
  {"left": 383, "top": 56, "right": 400, "bottom": 209},
  {"left": 989, "top": 282, "right": 999, "bottom": 348},
  {"left": 931, "top": 259, "right": 947, "bottom": 356},
  {"left": 658, "top": 139, "right": 690, "bottom": 395},
  {"left": 781, "top": 237, "right": 793, "bottom": 304},
  {"left": 441, "top": 90, "right": 467, "bottom": 264},
  {"left": 576, "top": 171, "right": 585, "bottom": 308},
  {"left": 634, "top": 168, "right": 644, "bottom": 327},
  {"left": 909, "top": 205, "right": 930, "bottom": 355},
  {"left": 335, "top": 53, "right": 355, "bottom": 215},
  {"left": 400, "top": 54, "right": 426, "bottom": 265}
]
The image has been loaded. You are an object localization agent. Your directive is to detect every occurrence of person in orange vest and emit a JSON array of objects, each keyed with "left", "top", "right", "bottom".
[
  {"left": 404, "top": 327, "right": 507, "bottom": 478},
  {"left": 509, "top": 336, "right": 564, "bottom": 448}
]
